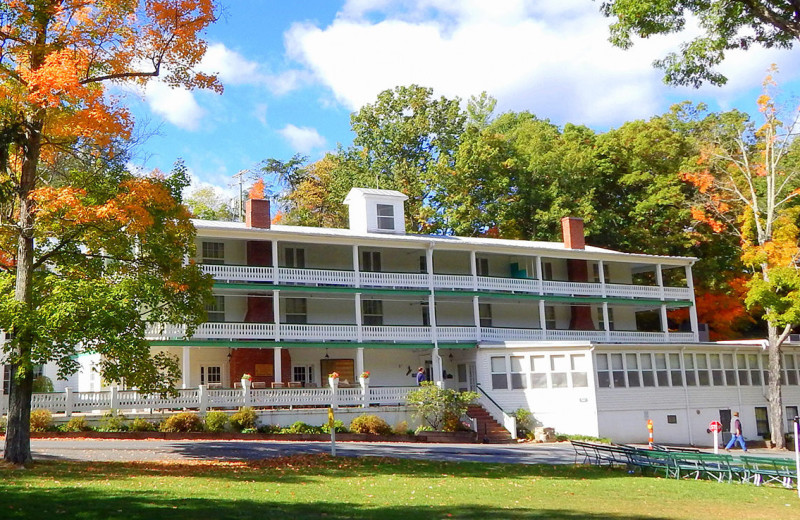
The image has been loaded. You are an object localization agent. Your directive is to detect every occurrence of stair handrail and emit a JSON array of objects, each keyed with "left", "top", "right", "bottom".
[{"left": 475, "top": 384, "right": 517, "bottom": 440}]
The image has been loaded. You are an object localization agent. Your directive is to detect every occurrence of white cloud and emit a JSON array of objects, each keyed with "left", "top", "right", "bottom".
[
  {"left": 278, "top": 124, "right": 327, "bottom": 153},
  {"left": 144, "top": 82, "right": 206, "bottom": 131},
  {"left": 284, "top": 0, "right": 800, "bottom": 126},
  {"left": 200, "top": 42, "right": 311, "bottom": 95}
]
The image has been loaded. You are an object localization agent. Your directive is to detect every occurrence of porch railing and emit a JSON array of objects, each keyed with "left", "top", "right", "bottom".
[
  {"left": 3, "top": 384, "right": 418, "bottom": 417},
  {"left": 202, "top": 265, "right": 692, "bottom": 301}
]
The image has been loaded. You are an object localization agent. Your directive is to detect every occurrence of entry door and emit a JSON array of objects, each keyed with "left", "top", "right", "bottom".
[
  {"left": 719, "top": 409, "right": 731, "bottom": 445},
  {"left": 457, "top": 363, "right": 478, "bottom": 392}
]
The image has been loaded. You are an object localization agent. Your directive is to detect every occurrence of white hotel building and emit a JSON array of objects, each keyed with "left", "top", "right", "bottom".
[{"left": 6, "top": 188, "right": 800, "bottom": 445}]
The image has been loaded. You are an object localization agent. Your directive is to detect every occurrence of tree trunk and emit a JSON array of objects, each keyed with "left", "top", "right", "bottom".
[
  {"left": 3, "top": 118, "right": 41, "bottom": 466},
  {"left": 766, "top": 323, "right": 786, "bottom": 450}
]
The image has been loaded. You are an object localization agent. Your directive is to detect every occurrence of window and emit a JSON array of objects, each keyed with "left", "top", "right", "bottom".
[
  {"left": 737, "top": 354, "right": 750, "bottom": 385},
  {"left": 202, "top": 241, "right": 225, "bottom": 265},
  {"left": 490, "top": 356, "right": 507, "bottom": 390},
  {"left": 571, "top": 354, "right": 588, "bottom": 387},
  {"left": 479, "top": 303, "right": 492, "bottom": 328},
  {"left": 542, "top": 262, "right": 553, "bottom": 280},
  {"left": 596, "top": 354, "right": 610, "bottom": 388},
  {"left": 749, "top": 354, "right": 762, "bottom": 385},
  {"left": 362, "top": 251, "right": 381, "bottom": 272},
  {"left": 684, "top": 354, "right": 696, "bottom": 386},
  {"left": 510, "top": 356, "right": 527, "bottom": 389},
  {"left": 755, "top": 407, "right": 769, "bottom": 438},
  {"left": 205, "top": 296, "right": 225, "bottom": 322},
  {"left": 696, "top": 354, "right": 710, "bottom": 386},
  {"left": 544, "top": 306, "right": 556, "bottom": 330},
  {"left": 285, "top": 247, "right": 305, "bottom": 268},
  {"left": 475, "top": 257, "right": 489, "bottom": 276},
  {"left": 285, "top": 298, "right": 307, "bottom": 324},
  {"left": 551, "top": 355, "right": 568, "bottom": 388},
  {"left": 2, "top": 364, "right": 10, "bottom": 395},
  {"left": 785, "top": 355, "right": 798, "bottom": 385},
  {"left": 762, "top": 354, "right": 770, "bottom": 386},
  {"left": 293, "top": 365, "right": 314, "bottom": 385},
  {"left": 639, "top": 353, "right": 654, "bottom": 387},
  {"left": 710, "top": 353, "right": 724, "bottom": 386},
  {"left": 376, "top": 204, "right": 394, "bottom": 230},
  {"left": 596, "top": 307, "right": 615, "bottom": 331},
  {"left": 200, "top": 366, "right": 221, "bottom": 385},
  {"left": 611, "top": 353, "right": 625, "bottom": 388},
  {"left": 787, "top": 406, "right": 799, "bottom": 434},
  {"left": 723, "top": 354, "right": 736, "bottom": 386},
  {"left": 531, "top": 355, "right": 548, "bottom": 388},
  {"left": 626, "top": 353, "right": 640, "bottom": 387},
  {"left": 362, "top": 299, "right": 383, "bottom": 326},
  {"left": 669, "top": 353, "right": 683, "bottom": 386},
  {"left": 655, "top": 353, "right": 668, "bottom": 386},
  {"left": 667, "top": 414, "right": 678, "bottom": 424}
]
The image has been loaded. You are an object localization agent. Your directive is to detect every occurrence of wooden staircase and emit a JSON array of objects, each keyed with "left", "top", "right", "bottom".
[{"left": 467, "top": 404, "right": 514, "bottom": 443}]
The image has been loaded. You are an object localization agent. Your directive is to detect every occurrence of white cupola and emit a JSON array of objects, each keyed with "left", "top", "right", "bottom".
[{"left": 343, "top": 188, "right": 408, "bottom": 235}]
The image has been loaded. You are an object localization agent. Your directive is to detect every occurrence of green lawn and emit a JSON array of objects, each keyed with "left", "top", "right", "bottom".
[{"left": 0, "top": 456, "right": 797, "bottom": 519}]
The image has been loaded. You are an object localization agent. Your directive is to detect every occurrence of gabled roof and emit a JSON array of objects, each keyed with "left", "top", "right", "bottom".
[{"left": 343, "top": 188, "right": 408, "bottom": 203}]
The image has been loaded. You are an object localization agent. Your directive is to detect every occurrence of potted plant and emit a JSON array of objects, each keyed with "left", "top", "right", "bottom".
[
  {"left": 240, "top": 373, "right": 252, "bottom": 390},
  {"left": 328, "top": 372, "right": 339, "bottom": 389}
]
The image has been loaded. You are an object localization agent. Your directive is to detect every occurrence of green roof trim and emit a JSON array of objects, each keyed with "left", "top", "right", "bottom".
[{"left": 213, "top": 282, "right": 430, "bottom": 297}]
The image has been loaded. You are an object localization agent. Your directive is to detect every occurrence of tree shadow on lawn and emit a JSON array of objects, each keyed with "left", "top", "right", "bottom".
[{"left": 0, "top": 484, "right": 677, "bottom": 520}]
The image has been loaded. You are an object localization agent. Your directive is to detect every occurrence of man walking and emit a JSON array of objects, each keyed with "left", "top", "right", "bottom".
[
  {"left": 416, "top": 367, "right": 427, "bottom": 385},
  {"left": 725, "top": 411, "right": 747, "bottom": 452}
]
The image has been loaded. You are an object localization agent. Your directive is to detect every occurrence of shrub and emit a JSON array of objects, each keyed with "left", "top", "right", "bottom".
[
  {"left": 406, "top": 382, "right": 478, "bottom": 431},
  {"left": 258, "top": 424, "right": 282, "bottom": 434},
  {"left": 160, "top": 412, "right": 203, "bottom": 433},
  {"left": 30, "top": 409, "right": 53, "bottom": 432},
  {"left": 349, "top": 414, "right": 392, "bottom": 435},
  {"left": 393, "top": 421, "right": 409, "bottom": 435},
  {"left": 512, "top": 408, "right": 535, "bottom": 438},
  {"left": 0, "top": 416, "right": 6, "bottom": 433},
  {"left": 130, "top": 418, "right": 157, "bottom": 432},
  {"left": 282, "top": 421, "right": 323, "bottom": 434},
  {"left": 556, "top": 433, "right": 613, "bottom": 444},
  {"left": 204, "top": 411, "right": 229, "bottom": 433},
  {"left": 98, "top": 411, "right": 128, "bottom": 432},
  {"left": 322, "top": 420, "right": 348, "bottom": 434},
  {"left": 415, "top": 424, "right": 433, "bottom": 434},
  {"left": 229, "top": 407, "right": 257, "bottom": 432},
  {"left": 32, "top": 375, "right": 54, "bottom": 393},
  {"left": 64, "top": 416, "right": 92, "bottom": 432}
]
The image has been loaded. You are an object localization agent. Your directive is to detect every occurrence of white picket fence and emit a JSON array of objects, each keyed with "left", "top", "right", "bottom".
[{"left": 0, "top": 384, "right": 416, "bottom": 417}]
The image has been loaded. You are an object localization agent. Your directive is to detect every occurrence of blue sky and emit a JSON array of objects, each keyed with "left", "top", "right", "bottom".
[{"left": 123, "top": 0, "right": 800, "bottom": 196}]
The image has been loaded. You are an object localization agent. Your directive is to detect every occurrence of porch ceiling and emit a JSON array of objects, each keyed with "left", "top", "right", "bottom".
[{"left": 150, "top": 340, "right": 477, "bottom": 349}]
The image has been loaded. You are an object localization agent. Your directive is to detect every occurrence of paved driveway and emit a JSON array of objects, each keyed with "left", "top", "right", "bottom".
[{"left": 16, "top": 439, "right": 579, "bottom": 465}]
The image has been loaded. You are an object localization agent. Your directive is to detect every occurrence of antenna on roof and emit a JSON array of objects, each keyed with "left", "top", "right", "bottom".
[{"left": 231, "top": 169, "right": 247, "bottom": 221}]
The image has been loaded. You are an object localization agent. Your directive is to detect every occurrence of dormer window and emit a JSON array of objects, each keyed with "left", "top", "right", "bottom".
[{"left": 376, "top": 204, "right": 395, "bottom": 231}]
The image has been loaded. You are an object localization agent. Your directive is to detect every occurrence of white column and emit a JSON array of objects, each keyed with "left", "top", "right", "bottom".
[
  {"left": 64, "top": 387, "right": 73, "bottom": 418},
  {"left": 432, "top": 345, "right": 443, "bottom": 386},
  {"left": 470, "top": 250, "right": 477, "bottom": 290},
  {"left": 473, "top": 296, "right": 481, "bottom": 341},
  {"left": 538, "top": 300, "right": 547, "bottom": 334},
  {"left": 535, "top": 256, "right": 544, "bottom": 294},
  {"left": 356, "top": 347, "right": 365, "bottom": 378},
  {"left": 598, "top": 260, "right": 607, "bottom": 297},
  {"left": 353, "top": 245, "right": 360, "bottom": 288},
  {"left": 355, "top": 293, "right": 363, "bottom": 342},
  {"left": 426, "top": 246, "right": 434, "bottom": 289},
  {"left": 428, "top": 293, "right": 438, "bottom": 343},
  {"left": 660, "top": 303, "right": 670, "bottom": 340},
  {"left": 272, "top": 240, "right": 279, "bottom": 282},
  {"left": 602, "top": 302, "right": 610, "bottom": 342},
  {"left": 686, "top": 265, "right": 700, "bottom": 341},
  {"left": 273, "top": 290, "right": 281, "bottom": 341},
  {"left": 182, "top": 346, "right": 190, "bottom": 389},
  {"left": 656, "top": 263, "right": 665, "bottom": 300},
  {"left": 274, "top": 346, "right": 282, "bottom": 383}
]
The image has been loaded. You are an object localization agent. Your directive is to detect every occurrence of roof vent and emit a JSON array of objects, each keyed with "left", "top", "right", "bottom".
[{"left": 343, "top": 188, "right": 408, "bottom": 234}]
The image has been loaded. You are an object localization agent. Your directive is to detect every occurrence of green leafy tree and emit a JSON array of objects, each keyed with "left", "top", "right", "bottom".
[
  {"left": 185, "top": 186, "right": 236, "bottom": 221},
  {"left": 0, "top": 0, "right": 219, "bottom": 465},
  {"left": 406, "top": 382, "right": 478, "bottom": 432},
  {"left": 601, "top": 0, "right": 800, "bottom": 86},
  {"left": 682, "top": 72, "right": 800, "bottom": 448}
]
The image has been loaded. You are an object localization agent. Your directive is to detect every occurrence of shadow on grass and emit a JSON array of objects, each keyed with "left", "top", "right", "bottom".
[{"left": 0, "top": 484, "right": 676, "bottom": 520}]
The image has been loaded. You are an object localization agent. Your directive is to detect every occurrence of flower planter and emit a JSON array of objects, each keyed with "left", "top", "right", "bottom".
[
  {"left": 328, "top": 377, "right": 339, "bottom": 389},
  {"left": 416, "top": 431, "right": 478, "bottom": 444}
]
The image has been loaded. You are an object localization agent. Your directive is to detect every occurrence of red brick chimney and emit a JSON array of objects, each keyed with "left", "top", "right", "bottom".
[
  {"left": 246, "top": 199, "right": 271, "bottom": 229},
  {"left": 561, "top": 217, "right": 585, "bottom": 250}
]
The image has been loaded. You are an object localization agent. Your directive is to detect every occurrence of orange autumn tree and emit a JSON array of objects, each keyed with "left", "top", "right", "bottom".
[
  {"left": 0, "top": 1, "right": 219, "bottom": 465},
  {"left": 682, "top": 69, "right": 800, "bottom": 449}
]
